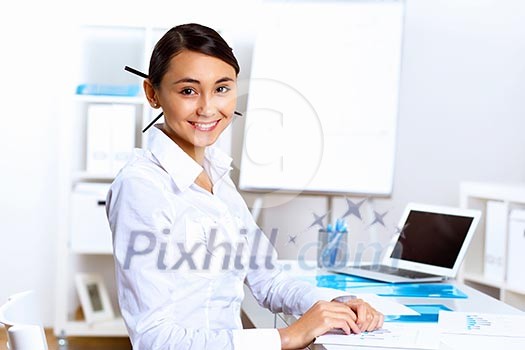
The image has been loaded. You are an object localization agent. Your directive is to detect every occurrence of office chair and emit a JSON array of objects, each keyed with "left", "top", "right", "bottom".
[{"left": 0, "top": 290, "right": 48, "bottom": 350}]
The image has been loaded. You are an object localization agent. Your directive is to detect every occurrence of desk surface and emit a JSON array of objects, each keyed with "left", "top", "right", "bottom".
[{"left": 274, "top": 262, "right": 523, "bottom": 350}]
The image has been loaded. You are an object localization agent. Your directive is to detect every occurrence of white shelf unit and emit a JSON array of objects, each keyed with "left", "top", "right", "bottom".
[
  {"left": 55, "top": 24, "right": 168, "bottom": 338},
  {"left": 459, "top": 181, "right": 525, "bottom": 311}
]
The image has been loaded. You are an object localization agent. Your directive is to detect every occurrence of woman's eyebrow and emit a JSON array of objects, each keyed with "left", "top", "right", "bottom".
[
  {"left": 173, "top": 77, "right": 200, "bottom": 85},
  {"left": 172, "top": 77, "right": 235, "bottom": 85},
  {"left": 215, "top": 77, "right": 235, "bottom": 84}
]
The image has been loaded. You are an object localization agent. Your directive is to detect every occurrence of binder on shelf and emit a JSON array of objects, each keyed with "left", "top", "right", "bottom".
[
  {"left": 507, "top": 209, "right": 525, "bottom": 291},
  {"left": 86, "top": 105, "right": 112, "bottom": 174},
  {"left": 86, "top": 104, "right": 136, "bottom": 176},
  {"left": 484, "top": 200, "right": 508, "bottom": 283},
  {"left": 110, "top": 104, "right": 136, "bottom": 174}
]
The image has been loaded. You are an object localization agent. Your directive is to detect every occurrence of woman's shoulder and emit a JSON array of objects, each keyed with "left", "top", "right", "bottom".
[{"left": 111, "top": 149, "right": 171, "bottom": 192}]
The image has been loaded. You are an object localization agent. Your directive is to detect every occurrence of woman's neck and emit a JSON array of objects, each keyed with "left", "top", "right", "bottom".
[
  {"left": 160, "top": 124, "right": 206, "bottom": 165},
  {"left": 184, "top": 145, "right": 205, "bottom": 165}
]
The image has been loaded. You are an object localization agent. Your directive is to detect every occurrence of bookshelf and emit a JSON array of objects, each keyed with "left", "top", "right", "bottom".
[
  {"left": 54, "top": 24, "right": 168, "bottom": 339},
  {"left": 459, "top": 181, "right": 525, "bottom": 311}
]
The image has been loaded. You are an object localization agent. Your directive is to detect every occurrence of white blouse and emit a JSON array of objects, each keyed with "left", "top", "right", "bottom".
[{"left": 106, "top": 124, "right": 346, "bottom": 349}]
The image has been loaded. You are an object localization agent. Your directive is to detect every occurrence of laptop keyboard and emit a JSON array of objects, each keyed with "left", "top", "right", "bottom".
[{"left": 358, "top": 265, "right": 440, "bottom": 279}]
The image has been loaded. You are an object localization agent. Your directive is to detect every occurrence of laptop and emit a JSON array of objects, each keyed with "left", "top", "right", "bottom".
[{"left": 331, "top": 202, "right": 481, "bottom": 283}]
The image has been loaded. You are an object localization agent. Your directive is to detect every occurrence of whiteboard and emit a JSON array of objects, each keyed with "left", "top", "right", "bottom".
[{"left": 238, "top": 0, "right": 404, "bottom": 196}]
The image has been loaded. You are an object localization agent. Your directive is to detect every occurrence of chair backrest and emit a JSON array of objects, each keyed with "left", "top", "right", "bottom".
[{"left": 0, "top": 291, "right": 47, "bottom": 350}]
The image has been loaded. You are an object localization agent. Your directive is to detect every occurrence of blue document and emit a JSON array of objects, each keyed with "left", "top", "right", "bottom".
[
  {"left": 385, "top": 304, "right": 453, "bottom": 322},
  {"left": 344, "top": 283, "right": 468, "bottom": 299},
  {"left": 299, "top": 274, "right": 386, "bottom": 289},
  {"left": 301, "top": 275, "right": 468, "bottom": 298}
]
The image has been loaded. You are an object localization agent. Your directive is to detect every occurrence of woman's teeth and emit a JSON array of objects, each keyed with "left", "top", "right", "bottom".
[{"left": 189, "top": 120, "right": 219, "bottom": 131}]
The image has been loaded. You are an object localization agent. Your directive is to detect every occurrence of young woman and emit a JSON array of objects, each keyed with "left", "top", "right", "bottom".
[{"left": 106, "top": 23, "right": 383, "bottom": 350}]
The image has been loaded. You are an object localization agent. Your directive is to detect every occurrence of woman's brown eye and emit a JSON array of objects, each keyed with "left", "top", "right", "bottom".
[
  {"left": 181, "top": 88, "right": 195, "bottom": 95},
  {"left": 217, "top": 86, "right": 230, "bottom": 93}
]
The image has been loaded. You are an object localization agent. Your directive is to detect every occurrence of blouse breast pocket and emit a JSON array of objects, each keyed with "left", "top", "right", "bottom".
[
  {"left": 184, "top": 214, "right": 239, "bottom": 278},
  {"left": 162, "top": 211, "right": 213, "bottom": 274},
  {"left": 182, "top": 215, "right": 214, "bottom": 271}
]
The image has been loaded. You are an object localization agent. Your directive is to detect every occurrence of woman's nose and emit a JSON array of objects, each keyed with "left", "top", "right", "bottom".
[{"left": 196, "top": 95, "right": 216, "bottom": 118}]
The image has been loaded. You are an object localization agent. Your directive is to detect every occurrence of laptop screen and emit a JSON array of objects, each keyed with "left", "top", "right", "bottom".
[{"left": 390, "top": 210, "right": 474, "bottom": 268}]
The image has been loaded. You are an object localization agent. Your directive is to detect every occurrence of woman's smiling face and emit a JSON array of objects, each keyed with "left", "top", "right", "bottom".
[{"left": 156, "top": 49, "right": 237, "bottom": 156}]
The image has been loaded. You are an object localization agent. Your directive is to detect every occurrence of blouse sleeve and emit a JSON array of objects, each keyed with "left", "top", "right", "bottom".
[
  {"left": 244, "top": 230, "right": 351, "bottom": 315},
  {"left": 228, "top": 186, "right": 351, "bottom": 315}
]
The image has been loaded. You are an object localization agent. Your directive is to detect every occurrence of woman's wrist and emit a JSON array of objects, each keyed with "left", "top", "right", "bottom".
[{"left": 278, "top": 327, "right": 293, "bottom": 349}]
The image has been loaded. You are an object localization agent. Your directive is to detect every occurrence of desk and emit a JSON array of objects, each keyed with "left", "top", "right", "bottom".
[
  {"left": 243, "top": 261, "right": 523, "bottom": 350},
  {"left": 275, "top": 280, "right": 522, "bottom": 350}
]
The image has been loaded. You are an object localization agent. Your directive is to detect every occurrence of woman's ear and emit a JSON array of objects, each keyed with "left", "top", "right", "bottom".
[{"left": 143, "top": 79, "right": 159, "bottom": 108}]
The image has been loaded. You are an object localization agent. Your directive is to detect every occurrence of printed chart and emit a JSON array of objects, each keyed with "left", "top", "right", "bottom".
[{"left": 439, "top": 311, "right": 525, "bottom": 338}]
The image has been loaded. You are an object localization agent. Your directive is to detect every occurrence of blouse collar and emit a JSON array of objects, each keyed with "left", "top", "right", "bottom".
[{"left": 147, "top": 124, "right": 233, "bottom": 192}]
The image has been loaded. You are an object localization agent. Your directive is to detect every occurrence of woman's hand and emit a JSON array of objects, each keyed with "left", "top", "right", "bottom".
[
  {"left": 336, "top": 297, "right": 384, "bottom": 332},
  {"left": 278, "top": 298, "right": 382, "bottom": 350}
]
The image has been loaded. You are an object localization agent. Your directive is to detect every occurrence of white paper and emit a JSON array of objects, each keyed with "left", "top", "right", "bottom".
[
  {"left": 441, "top": 334, "right": 525, "bottom": 350},
  {"left": 353, "top": 293, "right": 420, "bottom": 316},
  {"left": 315, "top": 322, "right": 439, "bottom": 349},
  {"left": 438, "top": 311, "right": 525, "bottom": 338}
]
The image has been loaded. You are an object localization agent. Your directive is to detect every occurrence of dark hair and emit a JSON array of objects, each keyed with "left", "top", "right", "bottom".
[{"left": 148, "top": 23, "right": 240, "bottom": 88}]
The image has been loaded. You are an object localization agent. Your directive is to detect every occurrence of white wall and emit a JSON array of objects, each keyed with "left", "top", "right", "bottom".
[
  {"left": 0, "top": 1, "right": 75, "bottom": 328},
  {"left": 0, "top": 0, "right": 524, "bottom": 326}
]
